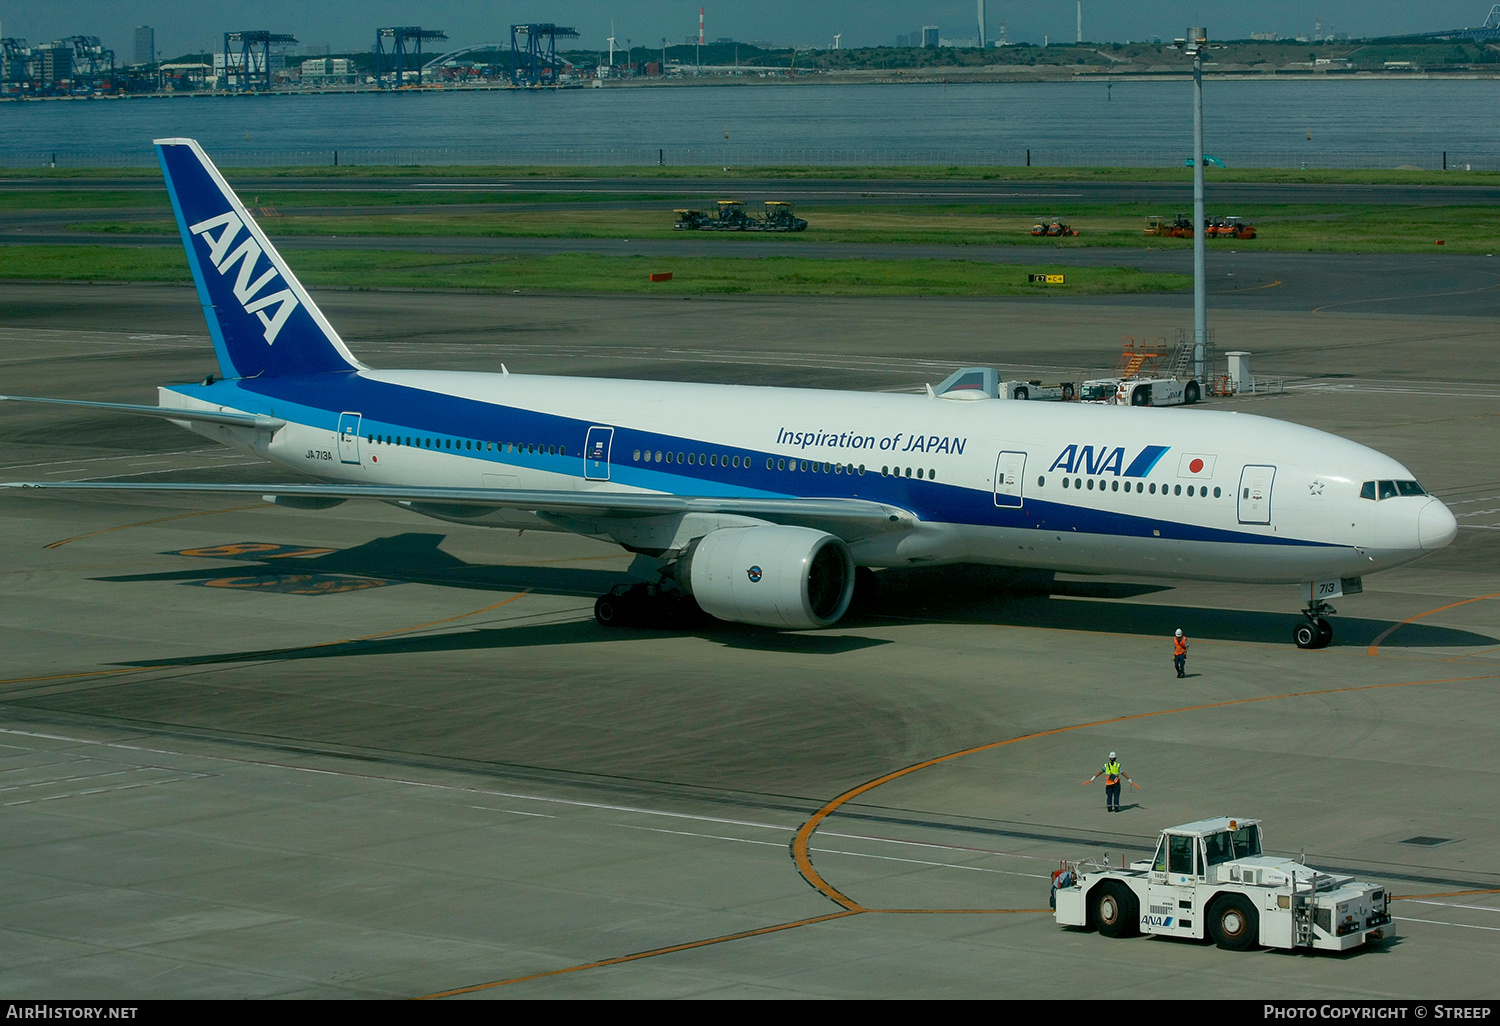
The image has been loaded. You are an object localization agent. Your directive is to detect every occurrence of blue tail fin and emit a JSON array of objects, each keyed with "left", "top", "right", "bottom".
[{"left": 156, "top": 138, "right": 361, "bottom": 379}]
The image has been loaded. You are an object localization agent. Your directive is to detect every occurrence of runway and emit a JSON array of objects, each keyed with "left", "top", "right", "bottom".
[{"left": 2, "top": 284, "right": 1500, "bottom": 998}]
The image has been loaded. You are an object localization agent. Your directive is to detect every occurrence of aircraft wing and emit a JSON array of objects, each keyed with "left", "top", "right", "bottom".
[
  {"left": 2, "top": 480, "right": 915, "bottom": 538},
  {"left": 0, "top": 395, "right": 285, "bottom": 431}
]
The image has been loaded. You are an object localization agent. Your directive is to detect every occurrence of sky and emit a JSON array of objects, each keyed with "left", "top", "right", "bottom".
[{"left": 3, "top": 2, "right": 1494, "bottom": 61}]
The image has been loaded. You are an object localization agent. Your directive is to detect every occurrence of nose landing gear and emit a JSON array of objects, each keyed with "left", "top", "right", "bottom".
[{"left": 1294, "top": 599, "right": 1336, "bottom": 649}]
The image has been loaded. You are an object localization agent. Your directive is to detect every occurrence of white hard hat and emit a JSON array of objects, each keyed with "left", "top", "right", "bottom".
[
  {"left": 1109, "top": 751, "right": 1117, "bottom": 759},
  {"left": 1175, "top": 628, "right": 1183, "bottom": 636}
]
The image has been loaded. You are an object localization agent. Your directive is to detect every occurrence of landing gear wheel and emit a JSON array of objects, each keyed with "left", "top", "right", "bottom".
[
  {"left": 849, "top": 566, "right": 879, "bottom": 614},
  {"left": 1185, "top": 381, "right": 1201, "bottom": 405},
  {"left": 594, "top": 594, "right": 624, "bottom": 627},
  {"left": 1208, "top": 895, "right": 1258, "bottom": 951},
  {"left": 1092, "top": 882, "right": 1139, "bottom": 938},
  {"left": 1293, "top": 616, "right": 1334, "bottom": 649}
]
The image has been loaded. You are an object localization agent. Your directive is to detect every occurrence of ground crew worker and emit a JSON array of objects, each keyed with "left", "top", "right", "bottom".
[
  {"left": 1173, "top": 628, "right": 1188, "bottom": 678},
  {"left": 1084, "top": 751, "right": 1133, "bottom": 812}
]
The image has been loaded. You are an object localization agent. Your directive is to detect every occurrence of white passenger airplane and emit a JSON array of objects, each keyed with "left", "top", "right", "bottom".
[{"left": 2, "top": 139, "right": 1458, "bottom": 646}]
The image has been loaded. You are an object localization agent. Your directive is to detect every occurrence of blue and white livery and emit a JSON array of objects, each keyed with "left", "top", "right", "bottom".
[{"left": 2, "top": 139, "right": 1457, "bottom": 643}]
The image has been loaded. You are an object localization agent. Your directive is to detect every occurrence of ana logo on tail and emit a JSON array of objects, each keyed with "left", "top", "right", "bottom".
[{"left": 188, "top": 211, "right": 300, "bottom": 345}]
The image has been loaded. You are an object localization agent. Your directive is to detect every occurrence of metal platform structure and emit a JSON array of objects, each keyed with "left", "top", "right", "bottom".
[
  {"left": 421, "top": 42, "right": 505, "bottom": 74},
  {"left": 222, "top": 31, "right": 297, "bottom": 91},
  {"left": 1402, "top": 4, "right": 1500, "bottom": 41},
  {"left": 376, "top": 27, "right": 448, "bottom": 88},
  {"left": 509, "top": 24, "right": 579, "bottom": 86}
]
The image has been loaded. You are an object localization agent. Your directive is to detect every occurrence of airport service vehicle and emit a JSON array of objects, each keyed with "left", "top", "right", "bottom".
[
  {"left": 1209, "top": 216, "right": 1257, "bottom": 240},
  {"left": 1053, "top": 817, "right": 1391, "bottom": 952},
  {"left": 998, "top": 379, "right": 1076, "bottom": 402},
  {"left": 1118, "top": 377, "right": 1203, "bottom": 407},
  {"left": 0, "top": 139, "right": 1458, "bottom": 645},
  {"left": 1143, "top": 214, "right": 1194, "bottom": 238},
  {"left": 939, "top": 369, "right": 1076, "bottom": 403},
  {"left": 1144, "top": 214, "right": 1254, "bottom": 240},
  {"left": 674, "top": 200, "right": 806, "bottom": 232},
  {"left": 1031, "top": 218, "right": 1078, "bottom": 237},
  {"left": 1079, "top": 378, "right": 1124, "bottom": 404}
]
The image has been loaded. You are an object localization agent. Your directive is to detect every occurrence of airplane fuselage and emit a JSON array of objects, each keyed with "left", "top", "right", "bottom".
[{"left": 163, "top": 367, "right": 1452, "bottom": 585}]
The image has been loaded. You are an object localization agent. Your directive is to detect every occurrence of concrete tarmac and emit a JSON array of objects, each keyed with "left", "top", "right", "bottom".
[{"left": 2, "top": 283, "right": 1499, "bottom": 999}]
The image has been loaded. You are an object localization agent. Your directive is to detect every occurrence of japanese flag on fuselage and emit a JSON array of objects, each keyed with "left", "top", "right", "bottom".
[{"left": 1178, "top": 453, "right": 1217, "bottom": 478}]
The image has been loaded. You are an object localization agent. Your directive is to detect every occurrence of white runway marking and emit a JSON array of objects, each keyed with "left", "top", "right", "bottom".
[
  {"left": 1394, "top": 916, "right": 1500, "bottom": 934},
  {"left": 0, "top": 727, "right": 1056, "bottom": 876}
]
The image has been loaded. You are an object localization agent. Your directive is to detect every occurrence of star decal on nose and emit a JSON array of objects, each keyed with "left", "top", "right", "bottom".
[{"left": 1309, "top": 479, "right": 1325, "bottom": 496}]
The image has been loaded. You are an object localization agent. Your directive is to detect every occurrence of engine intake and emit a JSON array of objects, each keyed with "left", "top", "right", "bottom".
[{"left": 684, "top": 525, "right": 855, "bottom": 629}]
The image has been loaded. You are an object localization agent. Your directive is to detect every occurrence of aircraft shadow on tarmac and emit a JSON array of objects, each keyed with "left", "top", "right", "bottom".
[
  {"left": 91, "top": 534, "right": 1496, "bottom": 664},
  {"left": 857, "top": 567, "right": 1496, "bottom": 650}
]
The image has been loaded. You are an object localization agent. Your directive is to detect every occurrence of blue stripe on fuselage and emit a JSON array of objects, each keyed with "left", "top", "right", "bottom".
[{"left": 167, "top": 374, "right": 1332, "bottom": 549}]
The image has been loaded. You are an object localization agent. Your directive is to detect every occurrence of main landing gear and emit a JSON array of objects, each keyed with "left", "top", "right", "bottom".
[
  {"left": 593, "top": 582, "right": 702, "bottom": 629},
  {"left": 1293, "top": 599, "right": 1336, "bottom": 650}
]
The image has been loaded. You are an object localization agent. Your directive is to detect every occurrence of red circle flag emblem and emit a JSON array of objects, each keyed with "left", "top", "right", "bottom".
[{"left": 1190, "top": 458, "right": 1204, "bottom": 474}]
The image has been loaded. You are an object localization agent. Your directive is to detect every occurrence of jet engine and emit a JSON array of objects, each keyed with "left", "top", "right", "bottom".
[{"left": 682, "top": 525, "right": 856, "bottom": 629}]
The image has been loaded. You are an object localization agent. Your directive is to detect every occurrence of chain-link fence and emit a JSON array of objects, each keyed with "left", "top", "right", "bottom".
[{"left": 5, "top": 146, "right": 1499, "bottom": 171}]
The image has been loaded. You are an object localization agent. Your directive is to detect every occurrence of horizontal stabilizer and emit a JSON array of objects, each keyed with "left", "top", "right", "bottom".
[{"left": 0, "top": 394, "right": 284, "bottom": 431}]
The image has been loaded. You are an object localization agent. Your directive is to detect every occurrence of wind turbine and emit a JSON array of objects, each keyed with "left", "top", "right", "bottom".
[
  {"left": 833, "top": 33, "right": 842, "bottom": 50},
  {"left": 607, "top": 21, "right": 616, "bottom": 67}
]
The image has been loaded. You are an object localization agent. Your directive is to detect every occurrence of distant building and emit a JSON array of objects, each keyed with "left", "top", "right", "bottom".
[
  {"left": 300, "top": 57, "right": 355, "bottom": 83},
  {"left": 922, "top": 26, "right": 939, "bottom": 47},
  {"left": 1251, "top": 32, "right": 1278, "bottom": 41},
  {"left": 134, "top": 25, "right": 154, "bottom": 66}
]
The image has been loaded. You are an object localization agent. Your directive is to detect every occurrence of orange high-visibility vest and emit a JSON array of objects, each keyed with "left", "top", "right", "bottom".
[{"left": 1174, "top": 636, "right": 1188, "bottom": 657}]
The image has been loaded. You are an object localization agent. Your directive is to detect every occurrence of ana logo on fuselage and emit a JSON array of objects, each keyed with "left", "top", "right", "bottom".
[
  {"left": 1050, "top": 443, "right": 1170, "bottom": 479},
  {"left": 187, "top": 211, "right": 299, "bottom": 345}
]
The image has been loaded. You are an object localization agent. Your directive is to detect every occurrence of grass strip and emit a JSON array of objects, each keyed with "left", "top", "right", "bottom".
[
  {"left": 0, "top": 246, "right": 1188, "bottom": 297},
  {"left": 70, "top": 202, "right": 1500, "bottom": 254},
  {"left": 0, "top": 190, "right": 674, "bottom": 211}
]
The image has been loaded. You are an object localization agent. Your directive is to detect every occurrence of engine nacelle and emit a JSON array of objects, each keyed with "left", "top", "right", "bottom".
[{"left": 684, "top": 525, "right": 855, "bottom": 629}]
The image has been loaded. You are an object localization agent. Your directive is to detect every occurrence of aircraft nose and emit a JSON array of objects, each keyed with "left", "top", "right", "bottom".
[{"left": 1419, "top": 498, "right": 1458, "bottom": 551}]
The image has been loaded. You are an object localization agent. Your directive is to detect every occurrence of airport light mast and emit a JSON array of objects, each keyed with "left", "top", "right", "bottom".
[{"left": 1186, "top": 25, "right": 1207, "bottom": 382}]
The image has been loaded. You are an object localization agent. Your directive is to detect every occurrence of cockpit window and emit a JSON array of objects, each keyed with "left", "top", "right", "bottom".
[{"left": 1362, "top": 480, "right": 1427, "bottom": 501}]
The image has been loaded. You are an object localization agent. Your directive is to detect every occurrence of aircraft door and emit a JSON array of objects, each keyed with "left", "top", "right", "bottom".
[
  {"left": 993, "top": 451, "right": 1027, "bottom": 508},
  {"left": 1237, "top": 465, "right": 1275, "bottom": 524},
  {"left": 337, "top": 412, "right": 362, "bottom": 465},
  {"left": 584, "top": 426, "right": 614, "bottom": 481}
]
